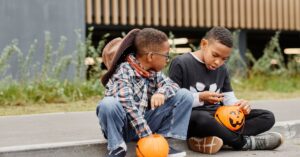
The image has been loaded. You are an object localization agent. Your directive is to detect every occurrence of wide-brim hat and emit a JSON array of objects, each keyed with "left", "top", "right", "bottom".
[{"left": 101, "top": 28, "right": 141, "bottom": 86}]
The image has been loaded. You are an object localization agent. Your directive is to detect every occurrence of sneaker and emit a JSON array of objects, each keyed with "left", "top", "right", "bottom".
[
  {"left": 107, "top": 147, "right": 126, "bottom": 157},
  {"left": 168, "top": 146, "right": 186, "bottom": 157},
  {"left": 187, "top": 136, "right": 223, "bottom": 154},
  {"left": 221, "top": 144, "right": 232, "bottom": 150},
  {"left": 243, "top": 132, "right": 283, "bottom": 150}
]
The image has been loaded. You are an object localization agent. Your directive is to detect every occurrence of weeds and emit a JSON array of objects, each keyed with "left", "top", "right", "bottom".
[
  {"left": 0, "top": 28, "right": 105, "bottom": 107},
  {"left": 0, "top": 28, "right": 299, "bottom": 114}
]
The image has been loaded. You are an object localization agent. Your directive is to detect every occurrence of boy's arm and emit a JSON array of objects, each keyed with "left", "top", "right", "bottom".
[
  {"left": 222, "top": 69, "right": 239, "bottom": 105},
  {"left": 115, "top": 71, "right": 152, "bottom": 138},
  {"left": 155, "top": 72, "right": 179, "bottom": 99},
  {"left": 223, "top": 91, "right": 238, "bottom": 105},
  {"left": 192, "top": 92, "right": 205, "bottom": 107}
]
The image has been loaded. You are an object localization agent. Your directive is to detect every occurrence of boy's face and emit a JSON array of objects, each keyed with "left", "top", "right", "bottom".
[
  {"left": 200, "top": 39, "right": 232, "bottom": 70},
  {"left": 147, "top": 41, "right": 170, "bottom": 72}
]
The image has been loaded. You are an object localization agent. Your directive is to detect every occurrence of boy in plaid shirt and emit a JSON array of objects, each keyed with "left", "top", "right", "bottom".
[{"left": 96, "top": 28, "right": 193, "bottom": 157}]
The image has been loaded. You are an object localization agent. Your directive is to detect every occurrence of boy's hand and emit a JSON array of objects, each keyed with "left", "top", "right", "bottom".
[
  {"left": 234, "top": 99, "right": 251, "bottom": 115},
  {"left": 151, "top": 93, "right": 165, "bottom": 110},
  {"left": 199, "top": 91, "right": 224, "bottom": 104}
]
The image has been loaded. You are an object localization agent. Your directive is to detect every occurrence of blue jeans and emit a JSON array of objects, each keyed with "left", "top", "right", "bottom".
[{"left": 96, "top": 89, "right": 193, "bottom": 151}]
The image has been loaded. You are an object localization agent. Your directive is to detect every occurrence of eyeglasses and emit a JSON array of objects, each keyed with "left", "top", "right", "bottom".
[{"left": 150, "top": 52, "right": 170, "bottom": 62}]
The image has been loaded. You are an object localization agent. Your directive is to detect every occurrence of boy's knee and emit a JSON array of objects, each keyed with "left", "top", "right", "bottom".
[
  {"left": 176, "top": 89, "right": 193, "bottom": 102},
  {"left": 264, "top": 110, "right": 275, "bottom": 127},
  {"left": 176, "top": 88, "right": 191, "bottom": 96},
  {"left": 191, "top": 111, "right": 214, "bottom": 127},
  {"left": 96, "top": 97, "right": 120, "bottom": 116}
]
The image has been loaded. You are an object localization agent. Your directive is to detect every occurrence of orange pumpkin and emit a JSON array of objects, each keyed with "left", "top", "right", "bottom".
[
  {"left": 136, "top": 134, "right": 169, "bottom": 157},
  {"left": 215, "top": 106, "right": 245, "bottom": 131}
]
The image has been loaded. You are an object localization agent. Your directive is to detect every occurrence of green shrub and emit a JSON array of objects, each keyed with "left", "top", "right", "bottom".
[
  {"left": 0, "top": 28, "right": 106, "bottom": 106},
  {"left": 0, "top": 28, "right": 299, "bottom": 108},
  {"left": 226, "top": 30, "right": 248, "bottom": 79},
  {"left": 252, "top": 31, "right": 286, "bottom": 75}
]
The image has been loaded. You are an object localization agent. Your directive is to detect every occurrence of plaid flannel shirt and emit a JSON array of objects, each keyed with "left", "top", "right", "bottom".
[{"left": 105, "top": 61, "right": 179, "bottom": 138}]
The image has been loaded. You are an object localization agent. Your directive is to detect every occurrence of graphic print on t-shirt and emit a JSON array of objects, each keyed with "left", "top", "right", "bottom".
[
  {"left": 190, "top": 82, "right": 220, "bottom": 93},
  {"left": 190, "top": 82, "right": 222, "bottom": 106}
]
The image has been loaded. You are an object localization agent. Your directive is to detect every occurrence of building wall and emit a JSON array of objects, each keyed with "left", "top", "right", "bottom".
[
  {"left": 85, "top": 0, "right": 300, "bottom": 61},
  {"left": 0, "top": 0, "right": 85, "bottom": 79},
  {"left": 86, "top": 0, "right": 300, "bottom": 31}
]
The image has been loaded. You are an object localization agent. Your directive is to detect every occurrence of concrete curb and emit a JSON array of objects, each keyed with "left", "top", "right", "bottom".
[
  {"left": 270, "top": 120, "right": 300, "bottom": 139},
  {"left": 1, "top": 120, "right": 300, "bottom": 157},
  {"left": 0, "top": 139, "right": 104, "bottom": 153},
  {"left": 0, "top": 141, "right": 106, "bottom": 157}
]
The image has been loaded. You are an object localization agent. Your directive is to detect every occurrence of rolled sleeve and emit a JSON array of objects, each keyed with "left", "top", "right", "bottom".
[{"left": 156, "top": 72, "right": 179, "bottom": 99}]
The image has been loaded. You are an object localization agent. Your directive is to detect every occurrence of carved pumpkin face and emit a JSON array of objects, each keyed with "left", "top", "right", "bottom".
[{"left": 215, "top": 106, "right": 245, "bottom": 131}]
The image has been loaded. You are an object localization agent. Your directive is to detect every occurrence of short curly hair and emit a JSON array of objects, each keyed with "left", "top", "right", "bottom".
[
  {"left": 134, "top": 28, "right": 168, "bottom": 55},
  {"left": 204, "top": 26, "right": 233, "bottom": 48}
]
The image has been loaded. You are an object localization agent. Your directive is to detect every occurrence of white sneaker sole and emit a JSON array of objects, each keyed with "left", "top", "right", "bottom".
[
  {"left": 188, "top": 136, "right": 223, "bottom": 154},
  {"left": 268, "top": 132, "right": 284, "bottom": 149},
  {"left": 168, "top": 151, "right": 186, "bottom": 157}
]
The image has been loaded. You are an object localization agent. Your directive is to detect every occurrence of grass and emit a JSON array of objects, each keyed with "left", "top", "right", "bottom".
[
  {"left": 232, "top": 75, "right": 300, "bottom": 92},
  {"left": 1, "top": 89, "right": 299, "bottom": 116},
  {"left": 232, "top": 74, "right": 300, "bottom": 100},
  {"left": 0, "top": 96, "right": 100, "bottom": 116},
  {"left": 0, "top": 79, "right": 105, "bottom": 116},
  {"left": 1, "top": 75, "right": 300, "bottom": 116},
  {"left": 0, "top": 79, "right": 104, "bottom": 106}
]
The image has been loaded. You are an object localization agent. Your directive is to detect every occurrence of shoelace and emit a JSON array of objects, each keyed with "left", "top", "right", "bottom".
[
  {"left": 109, "top": 148, "right": 125, "bottom": 155},
  {"left": 252, "top": 136, "right": 267, "bottom": 150}
]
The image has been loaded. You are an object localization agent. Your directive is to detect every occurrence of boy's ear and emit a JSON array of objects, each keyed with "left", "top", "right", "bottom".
[
  {"left": 200, "top": 39, "right": 208, "bottom": 49},
  {"left": 146, "top": 52, "right": 153, "bottom": 62}
]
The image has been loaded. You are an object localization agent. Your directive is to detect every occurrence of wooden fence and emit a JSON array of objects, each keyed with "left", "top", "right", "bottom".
[{"left": 86, "top": 0, "right": 300, "bottom": 31}]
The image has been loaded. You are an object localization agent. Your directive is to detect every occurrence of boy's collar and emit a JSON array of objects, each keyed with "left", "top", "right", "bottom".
[
  {"left": 190, "top": 52, "right": 204, "bottom": 63},
  {"left": 126, "top": 54, "right": 155, "bottom": 78}
]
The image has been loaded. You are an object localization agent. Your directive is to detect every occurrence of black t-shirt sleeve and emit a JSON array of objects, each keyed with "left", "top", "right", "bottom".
[
  {"left": 169, "top": 57, "right": 183, "bottom": 87},
  {"left": 221, "top": 68, "right": 233, "bottom": 92}
]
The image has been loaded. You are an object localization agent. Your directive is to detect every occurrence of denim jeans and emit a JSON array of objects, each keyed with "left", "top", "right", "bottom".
[{"left": 96, "top": 89, "right": 193, "bottom": 151}]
